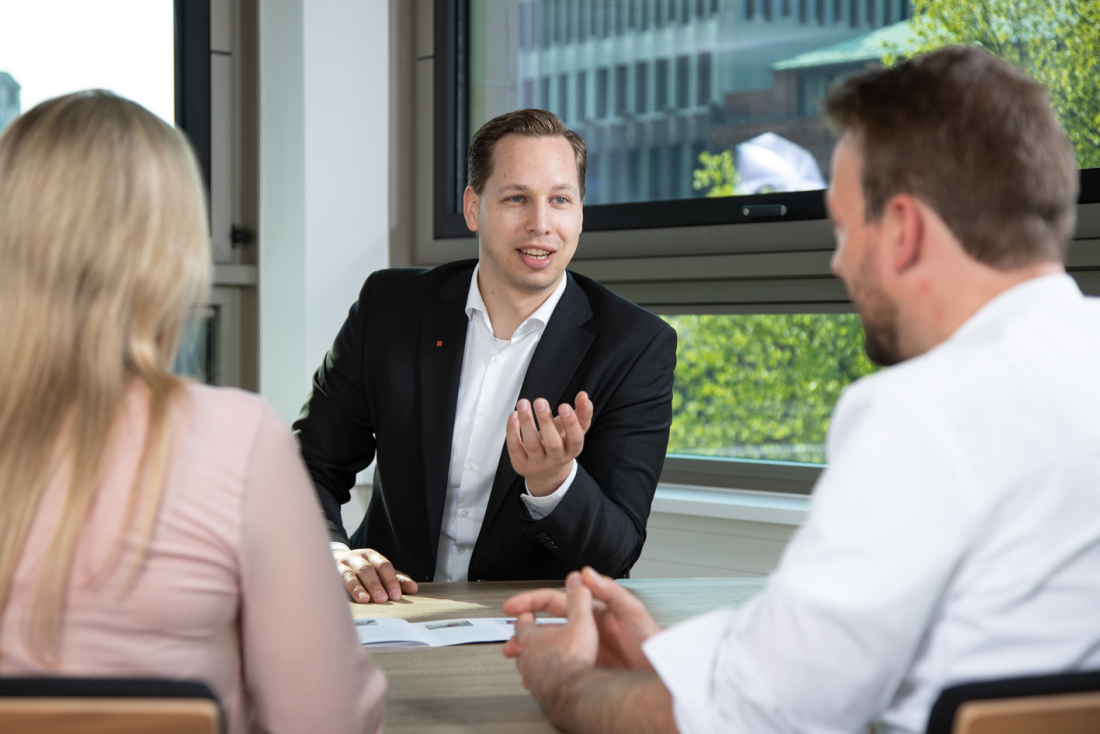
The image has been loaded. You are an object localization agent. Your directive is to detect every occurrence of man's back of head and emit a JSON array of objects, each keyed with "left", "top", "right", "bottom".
[{"left": 824, "top": 45, "right": 1078, "bottom": 269}]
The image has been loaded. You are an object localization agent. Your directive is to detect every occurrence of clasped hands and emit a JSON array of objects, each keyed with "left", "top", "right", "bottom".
[
  {"left": 502, "top": 567, "right": 662, "bottom": 713},
  {"left": 336, "top": 392, "right": 593, "bottom": 603}
]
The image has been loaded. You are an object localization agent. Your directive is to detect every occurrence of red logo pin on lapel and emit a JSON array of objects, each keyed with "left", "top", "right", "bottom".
[{"left": 436, "top": 341, "right": 443, "bottom": 346}]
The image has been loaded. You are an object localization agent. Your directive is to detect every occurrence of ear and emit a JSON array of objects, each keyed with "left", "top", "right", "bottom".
[
  {"left": 885, "top": 193, "right": 923, "bottom": 274},
  {"left": 463, "top": 186, "right": 479, "bottom": 233}
]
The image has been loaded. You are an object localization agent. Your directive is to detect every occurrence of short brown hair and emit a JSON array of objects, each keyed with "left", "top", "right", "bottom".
[
  {"left": 467, "top": 108, "right": 588, "bottom": 199},
  {"left": 824, "top": 46, "right": 1078, "bottom": 268}
]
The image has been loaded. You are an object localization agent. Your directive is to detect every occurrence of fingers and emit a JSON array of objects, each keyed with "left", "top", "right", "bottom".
[
  {"left": 533, "top": 399, "right": 564, "bottom": 454},
  {"left": 396, "top": 573, "right": 419, "bottom": 596},
  {"left": 506, "top": 410, "right": 528, "bottom": 471},
  {"left": 516, "top": 400, "right": 546, "bottom": 460},
  {"left": 503, "top": 588, "right": 571, "bottom": 618},
  {"left": 582, "top": 567, "right": 661, "bottom": 637},
  {"left": 347, "top": 556, "right": 388, "bottom": 603},
  {"left": 557, "top": 402, "right": 586, "bottom": 456},
  {"left": 566, "top": 575, "right": 595, "bottom": 628},
  {"left": 339, "top": 566, "right": 371, "bottom": 604},
  {"left": 335, "top": 548, "right": 418, "bottom": 604},
  {"left": 364, "top": 549, "right": 405, "bottom": 601},
  {"left": 574, "top": 391, "right": 594, "bottom": 432}
]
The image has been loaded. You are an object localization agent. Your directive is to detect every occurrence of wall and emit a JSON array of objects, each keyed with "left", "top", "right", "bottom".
[{"left": 258, "top": 0, "right": 391, "bottom": 425}]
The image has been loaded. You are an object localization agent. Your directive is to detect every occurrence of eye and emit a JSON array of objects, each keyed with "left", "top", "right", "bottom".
[
  {"left": 552, "top": 196, "right": 569, "bottom": 205},
  {"left": 507, "top": 195, "right": 524, "bottom": 203}
]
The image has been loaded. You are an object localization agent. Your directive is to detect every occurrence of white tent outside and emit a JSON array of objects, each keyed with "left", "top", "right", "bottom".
[{"left": 736, "top": 132, "right": 826, "bottom": 195}]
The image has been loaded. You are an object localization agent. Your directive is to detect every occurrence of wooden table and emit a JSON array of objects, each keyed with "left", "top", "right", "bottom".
[{"left": 351, "top": 577, "right": 767, "bottom": 733}]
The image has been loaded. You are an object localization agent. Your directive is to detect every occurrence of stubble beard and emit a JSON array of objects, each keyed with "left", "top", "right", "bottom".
[{"left": 850, "top": 250, "right": 903, "bottom": 367}]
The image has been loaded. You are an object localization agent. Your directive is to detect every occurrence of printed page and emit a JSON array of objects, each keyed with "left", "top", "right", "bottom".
[
  {"left": 416, "top": 617, "right": 567, "bottom": 647},
  {"left": 355, "top": 617, "right": 435, "bottom": 648}
]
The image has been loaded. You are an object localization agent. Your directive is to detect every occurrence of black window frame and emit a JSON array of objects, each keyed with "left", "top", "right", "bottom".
[
  {"left": 435, "top": 0, "right": 1100, "bottom": 240},
  {"left": 175, "top": 0, "right": 211, "bottom": 194}
]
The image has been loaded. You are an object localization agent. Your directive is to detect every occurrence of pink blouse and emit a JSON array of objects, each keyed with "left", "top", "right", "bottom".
[{"left": 0, "top": 383, "right": 385, "bottom": 734}]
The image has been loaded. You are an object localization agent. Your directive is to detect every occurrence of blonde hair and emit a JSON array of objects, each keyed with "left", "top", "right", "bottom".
[{"left": 0, "top": 91, "right": 210, "bottom": 662}]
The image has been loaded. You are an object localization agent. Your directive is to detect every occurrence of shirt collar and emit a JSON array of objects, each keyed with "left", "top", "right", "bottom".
[
  {"left": 465, "top": 263, "right": 569, "bottom": 338},
  {"left": 950, "top": 272, "right": 1081, "bottom": 343}
]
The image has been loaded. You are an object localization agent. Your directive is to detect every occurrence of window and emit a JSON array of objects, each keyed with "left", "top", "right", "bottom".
[
  {"left": 635, "top": 61, "right": 649, "bottom": 113},
  {"left": 0, "top": 2, "right": 174, "bottom": 127},
  {"left": 454, "top": 0, "right": 1098, "bottom": 235},
  {"left": 576, "top": 70, "right": 588, "bottom": 119},
  {"left": 614, "top": 64, "right": 628, "bottom": 116},
  {"left": 674, "top": 54, "right": 690, "bottom": 108},
  {"left": 663, "top": 314, "right": 876, "bottom": 465},
  {"left": 431, "top": 0, "right": 1100, "bottom": 496},
  {"left": 696, "top": 52, "right": 711, "bottom": 106},
  {"left": 520, "top": 2, "right": 533, "bottom": 47},
  {"left": 596, "top": 67, "right": 609, "bottom": 117},
  {"left": 0, "top": 0, "right": 219, "bottom": 386},
  {"left": 655, "top": 58, "right": 669, "bottom": 109},
  {"left": 557, "top": 74, "right": 569, "bottom": 120}
]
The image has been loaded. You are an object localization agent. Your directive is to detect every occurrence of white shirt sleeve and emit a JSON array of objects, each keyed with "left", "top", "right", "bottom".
[
  {"left": 520, "top": 459, "right": 578, "bottom": 520},
  {"left": 643, "top": 381, "right": 980, "bottom": 734},
  {"left": 329, "top": 542, "right": 351, "bottom": 552}
]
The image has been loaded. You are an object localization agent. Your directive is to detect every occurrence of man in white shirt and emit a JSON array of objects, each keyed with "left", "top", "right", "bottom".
[
  {"left": 294, "top": 110, "right": 676, "bottom": 602},
  {"left": 502, "top": 46, "right": 1099, "bottom": 734}
]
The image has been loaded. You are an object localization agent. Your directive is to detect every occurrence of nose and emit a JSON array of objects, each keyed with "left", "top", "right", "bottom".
[{"left": 527, "top": 199, "right": 551, "bottom": 235}]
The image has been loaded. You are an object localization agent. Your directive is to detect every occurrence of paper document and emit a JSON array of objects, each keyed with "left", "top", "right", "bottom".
[{"left": 355, "top": 616, "right": 565, "bottom": 649}]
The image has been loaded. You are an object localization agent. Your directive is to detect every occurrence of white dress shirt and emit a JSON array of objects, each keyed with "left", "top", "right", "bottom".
[
  {"left": 644, "top": 275, "right": 1100, "bottom": 734},
  {"left": 432, "top": 265, "right": 575, "bottom": 582}
]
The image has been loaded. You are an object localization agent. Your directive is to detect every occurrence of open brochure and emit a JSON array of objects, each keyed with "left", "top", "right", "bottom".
[{"left": 355, "top": 616, "right": 566, "bottom": 649}]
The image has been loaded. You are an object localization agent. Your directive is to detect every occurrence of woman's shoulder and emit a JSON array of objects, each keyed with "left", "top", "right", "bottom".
[{"left": 175, "top": 383, "right": 290, "bottom": 471}]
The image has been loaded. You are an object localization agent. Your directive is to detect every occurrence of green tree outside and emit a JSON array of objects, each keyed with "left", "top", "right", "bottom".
[
  {"left": 692, "top": 150, "right": 739, "bottom": 197},
  {"left": 663, "top": 314, "right": 878, "bottom": 464},
  {"left": 903, "top": 0, "right": 1100, "bottom": 168}
]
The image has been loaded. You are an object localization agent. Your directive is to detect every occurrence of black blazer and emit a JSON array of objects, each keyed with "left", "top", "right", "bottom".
[{"left": 293, "top": 260, "right": 676, "bottom": 582}]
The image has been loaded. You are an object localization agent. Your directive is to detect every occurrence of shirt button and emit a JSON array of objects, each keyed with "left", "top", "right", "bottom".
[
  {"left": 492, "top": 355, "right": 502, "bottom": 363},
  {"left": 460, "top": 509, "right": 470, "bottom": 518},
  {"left": 456, "top": 545, "right": 466, "bottom": 555},
  {"left": 467, "top": 460, "right": 478, "bottom": 471},
  {"left": 479, "top": 406, "right": 488, "bottom": 416}
]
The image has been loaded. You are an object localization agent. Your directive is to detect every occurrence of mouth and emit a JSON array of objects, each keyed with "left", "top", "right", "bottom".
[{"left": 516, "top": 246, "right": 556, "bottom": 270}]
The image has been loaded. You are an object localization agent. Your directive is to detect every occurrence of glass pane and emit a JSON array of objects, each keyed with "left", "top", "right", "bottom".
[
  {"left": 468, "top": 0, "right": 1096, "bottom": 206},
  {"left": 663, "top": 313, "right": 878, "bottom": 465},
  {"left": 174, "top": 306, "right": 219, "bottom": 385},
  {"left": 0, "top": 0, "right": 174, "bottom": 131}
]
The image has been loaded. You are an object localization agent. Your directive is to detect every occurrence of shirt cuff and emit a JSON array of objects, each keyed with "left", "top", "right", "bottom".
[
  {"left": 520, "top": 459, "right": 578, "bottom": 520},
  {"left": 329, "top": 542, "right": 351, "bottom": 552},
  {"left": 643, "top": 609, "right": 738, "bottom": 734}
]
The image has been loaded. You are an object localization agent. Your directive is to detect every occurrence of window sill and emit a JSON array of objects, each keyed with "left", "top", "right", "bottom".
[{"left": 652, "top": 483, "right": 810, "bottom": 526}]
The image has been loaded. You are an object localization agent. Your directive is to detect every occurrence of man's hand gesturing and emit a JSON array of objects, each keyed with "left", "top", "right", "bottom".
[
  {"left": 507, "top": 391, "right": 594, "bottom": 497},
  {"left": 333, "top": 547, "right": 419, "bottom": 604}
]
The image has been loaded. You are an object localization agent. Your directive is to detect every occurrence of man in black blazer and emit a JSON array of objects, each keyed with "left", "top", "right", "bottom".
[{"left": 293, "top": 109, "right": 676, "bottom": 603}]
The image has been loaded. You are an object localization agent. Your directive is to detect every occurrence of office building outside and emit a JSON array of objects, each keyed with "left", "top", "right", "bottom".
[{"left": 471, "top": 0, "right": 912, "bottom": 204}]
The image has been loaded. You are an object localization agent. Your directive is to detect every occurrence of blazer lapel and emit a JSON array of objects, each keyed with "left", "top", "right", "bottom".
[
  {"left": 420, "top": 268, "right": 474, "bottom": 561},
  {"left": 480, "top": 273, "right": 595, "bottom": 533}
]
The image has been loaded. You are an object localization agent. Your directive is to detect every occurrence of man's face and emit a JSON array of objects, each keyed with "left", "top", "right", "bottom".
[
  {"left": 465, "top": 134, "right": 583, "bottom": 296},
  {"left": 827, "top": 135, "right": 903, "bottom": 367}
]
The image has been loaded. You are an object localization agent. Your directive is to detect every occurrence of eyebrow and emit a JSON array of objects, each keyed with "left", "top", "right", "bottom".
[{"left": 496, "top": 183, "right": 579, "bottom": 195}]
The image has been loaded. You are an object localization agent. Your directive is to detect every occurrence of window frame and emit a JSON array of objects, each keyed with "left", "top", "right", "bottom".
[
  {"left": 432, "top": 0, "right": 1100, "bottom": 244},
  {"left": 404, "top": 0, "right": 1100, "bottom": 495}
]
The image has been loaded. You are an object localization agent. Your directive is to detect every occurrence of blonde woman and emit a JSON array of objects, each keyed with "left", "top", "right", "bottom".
[{"left": 0, "top": 92, "right": 385, "bottom": 733}]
